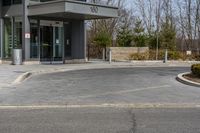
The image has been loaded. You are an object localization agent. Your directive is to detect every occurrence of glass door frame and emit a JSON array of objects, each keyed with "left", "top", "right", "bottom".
[
  {"left": 53, "top": 26, "right": 64, "bottom": 62},
  {"left": 39, "top": 20, "right": 64, "bottom": 64}
]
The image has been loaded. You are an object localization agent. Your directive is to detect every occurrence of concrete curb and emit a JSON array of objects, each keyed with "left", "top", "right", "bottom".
[
  {"left": 12, "top": 67, "right": 114, "bottom": 85},
  {"left": 177, "top": 72, "right": 200, "bottom": 87},
  {"left": 13, "top": 72, "right": 32, "bottom": 85},
  {"left": 11, "top": 67, "right": 113, "bottom": 85}
]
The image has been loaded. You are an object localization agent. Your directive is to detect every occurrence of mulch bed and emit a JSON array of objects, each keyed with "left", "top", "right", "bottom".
[{"left": 184, "top": 74, "right": 200, "bottom": 83}]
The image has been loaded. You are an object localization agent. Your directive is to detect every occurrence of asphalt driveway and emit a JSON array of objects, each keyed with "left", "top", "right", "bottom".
[
  {"left": 0, "top": 67, "right": 199, "bottom": 105},
  {"left": 1, "top": 107, "right": 200, "bottom": 133}
]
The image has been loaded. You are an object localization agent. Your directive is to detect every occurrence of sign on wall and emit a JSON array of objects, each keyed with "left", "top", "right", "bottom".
[
  {"left": 25, "top": 33, "right": 30, "bottom": 39},
  {"left": 90, "top": 6, "right": 99, "bottom": 13}
]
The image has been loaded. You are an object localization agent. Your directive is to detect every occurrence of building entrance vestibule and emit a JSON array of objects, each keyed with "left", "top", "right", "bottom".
[
  {"left": 40, "top": 20, "right": 64, "bottom": 63},
  {"left": 0, "top": 0, "right": 118, "bottom": 64}
]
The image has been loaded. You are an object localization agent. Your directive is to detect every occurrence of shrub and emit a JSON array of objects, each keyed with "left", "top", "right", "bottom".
[
  {"left": 167, "top": 51, "right": 182, "bottom": 60},
  {"left": 149, "top": 50, "right": 182, "bottom": 60},
  {"left": 129, "top": 52, "right": 149, "bottom": 60},
  {"left": 148, "top": 50, "right": 164, "bottom": 60},
  {"left": 132, "top": 49, "right": 199, "bottom": 61},
  {"left": 191, "top": 64, "right": 200, "bottom": 77},
  {"left": 194, "top": 55, "right": 200, "bottom": 61}
]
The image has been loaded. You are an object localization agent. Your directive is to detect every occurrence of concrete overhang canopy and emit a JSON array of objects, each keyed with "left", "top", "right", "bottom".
[{"left": 28, "top": 0, "right": 118, "bottom": 20}]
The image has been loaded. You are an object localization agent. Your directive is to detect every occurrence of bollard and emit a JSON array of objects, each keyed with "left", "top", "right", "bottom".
[
  {"left": 109, "top": 49, "right": 112, "bottom": 64},
  {"left": 163, "top": 49, "right": 168, "bottom": 63},
  {"left": 102, "top": 48, "right": 105, "bottom": 61}
]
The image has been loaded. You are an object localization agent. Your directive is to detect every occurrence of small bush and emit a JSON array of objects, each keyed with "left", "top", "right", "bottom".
[
  {"left": 129, "top": 52, "right": 149, "bottom": 60},
  {"left": 132, "top": 49, "right": 200, "bottom": 60},
  {"left": 194, "top": 55, "right": 200, "bottom": 61},
  {"left": 148, "top": 50, "right": 164, "bottom": 60},
  {"left": 167, "top": 51, "right": 182, "bottom": 60},
  {"left": 191, "top": 64, "right": 200, "bottom": 77},
  {"left": 149, "top": 50, "right": 182, "bottom": 60}
]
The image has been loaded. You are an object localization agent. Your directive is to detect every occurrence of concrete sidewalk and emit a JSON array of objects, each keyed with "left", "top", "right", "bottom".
[{"left": 0, "top": 60, "right": 199, "bottom": 89}]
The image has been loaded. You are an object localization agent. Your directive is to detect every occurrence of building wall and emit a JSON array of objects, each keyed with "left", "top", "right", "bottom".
[
  {"left": 1, "top": 4, "right": 23, "bottom": 17},
  {"left": 22, "top": 0, "right": 30, "bottom": 61},
  {"left": 0, "top": 0, "right": 2, "bottom": 17},
  {"left": 0, "top": 0, "right": 103, "bottom": 62}
]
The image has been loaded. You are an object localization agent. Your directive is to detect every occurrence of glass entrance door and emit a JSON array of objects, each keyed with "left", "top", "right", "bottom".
[
  {"left": 40, "top": 26, "right": 53, "bottom": 62},
  {"left": 40, "top": 21, "right": 64, "bottom": 63},
  {"left": 53, "top": 27, "right": 64, "bottom": 61}
]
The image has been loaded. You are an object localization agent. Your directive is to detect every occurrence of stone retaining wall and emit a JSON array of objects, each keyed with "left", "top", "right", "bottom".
[{"left": 107, "top": 47, "right": 149, "bottom": 61}]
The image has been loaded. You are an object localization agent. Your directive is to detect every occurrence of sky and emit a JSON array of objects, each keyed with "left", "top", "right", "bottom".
[{"left": 125, "top": 0, "right": 133, "bottom": 9}]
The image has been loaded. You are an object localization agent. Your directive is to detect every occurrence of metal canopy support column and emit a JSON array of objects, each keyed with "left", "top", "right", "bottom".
[
  {"left": 0, "top": 0, "right": 2, "bottom": 59},
  {"left": 62, "top": 21, "right": 65, "bottom": 64},
  {"left": 71, "top": 20, "right": 85, "bottom": 59},
  {"left": 22, "top": 0, "right": 30, "bottom": 61},
  {"left": 0, "top": 19, "right": 3, "bottom": 59},
  {"left": 84, "top": 20, "right": 86, "bottom": 61},
  {"left": 37, "top": 19, "right": 40, "bottom": 62}
]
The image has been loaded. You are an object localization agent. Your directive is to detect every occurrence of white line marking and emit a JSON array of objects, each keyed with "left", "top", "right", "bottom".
[
  {"left": 0, "top": 103, "right": 199, "bottom": 110},
  {"left": 78, "top": 85, "right": 171, "bottom": 99}
]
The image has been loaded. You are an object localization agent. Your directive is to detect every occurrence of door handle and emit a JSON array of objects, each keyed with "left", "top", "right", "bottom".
[{"left": 66, "top": 39, "right": 70, "bottom": 45}]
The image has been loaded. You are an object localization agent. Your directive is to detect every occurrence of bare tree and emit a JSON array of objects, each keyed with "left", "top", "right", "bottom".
[
  {"left": 155, "top": 0, "right": 162, "bottom": 60},
  {"left": 87, "top": 0, "right": 131, "bottom": 46},
  {"left": 176, "top": 0, "right": 200, "bottom": 53},
  {"left": 177, "top": 0, "right": 186, "bottom": 52},
  {"left": 194, "top": 0, "right": 200, "bottom": 54},
  {"left": 89, "top": 0, "right": 200, "bottom": 56},
  {"left": 134, "top": 0, "right": 155, "bottom": 36},
  {"left": 186, "top": 0, "right": 193, "bottom": 50}
]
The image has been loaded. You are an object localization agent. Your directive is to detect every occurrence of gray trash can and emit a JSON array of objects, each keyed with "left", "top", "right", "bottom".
[{"left": 12, "top": 49, "right": 22, "bottom": 65}]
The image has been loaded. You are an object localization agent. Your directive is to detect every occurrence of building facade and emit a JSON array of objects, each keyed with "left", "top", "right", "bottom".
[{"left": 0, "top": 0, "right": 118, "bottom": 64}]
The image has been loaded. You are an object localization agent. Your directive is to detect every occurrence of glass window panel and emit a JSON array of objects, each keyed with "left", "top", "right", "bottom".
[
  {"left": 3, "top": 0, "right": 11, "bottom": 6},
  {"left": 14, "top": 20, "right": 22, "bottom": 49},
  {"left": 3, "top": 18, "right": 12, "bottom": 58},
  {"left": 30, "top": 22, "right": 39, "bottom": 58},
  {"left": 3, "top": 0, "right": 22, "bottom": 6},
  {"left": 3, "top": 17, "right": 22, "bottom": 59},
  {"left": 54, "top": 27, "right": 63, "bottom": 58},
  {"left": 13, "top": 0, "right": 22, "bottom": 4}
]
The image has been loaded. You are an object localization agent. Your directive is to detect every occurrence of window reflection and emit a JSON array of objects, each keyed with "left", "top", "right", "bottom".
[
  {"left": 3, "top": 18, "right": 12, "bottom": 58},
  {"left": 3, "top": 0, "right": 22, "bottom": 6}
]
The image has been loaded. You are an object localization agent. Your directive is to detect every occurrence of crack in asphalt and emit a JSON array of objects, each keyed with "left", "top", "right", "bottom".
[{"left": 130, "top": 112, "right": 137, "bottom": 133}]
